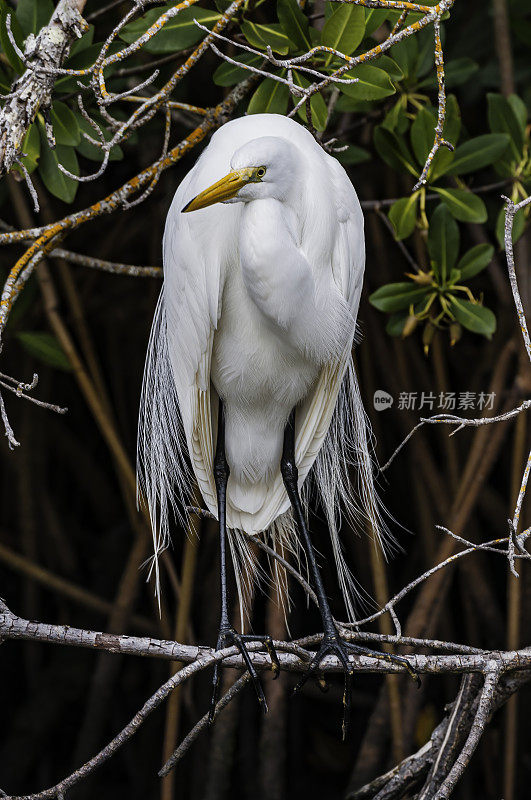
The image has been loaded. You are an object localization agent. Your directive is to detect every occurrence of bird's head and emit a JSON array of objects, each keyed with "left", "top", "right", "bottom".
[{"left": 181, "top": 136, "right": 300, "bottom": 213}]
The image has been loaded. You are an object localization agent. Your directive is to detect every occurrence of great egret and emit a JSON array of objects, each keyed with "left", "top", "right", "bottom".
[{"left": 138, "top": 113, "right": 410, "bottom": 732}]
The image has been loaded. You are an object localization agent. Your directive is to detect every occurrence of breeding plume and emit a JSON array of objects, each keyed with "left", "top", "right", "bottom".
[{"left": 138, "top": 113, "right": 409, "bottom": 730}]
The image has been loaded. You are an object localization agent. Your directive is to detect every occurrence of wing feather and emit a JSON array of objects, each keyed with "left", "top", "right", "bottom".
[{"left": 162, "top": 175, "right": 232, "bottom": 521}]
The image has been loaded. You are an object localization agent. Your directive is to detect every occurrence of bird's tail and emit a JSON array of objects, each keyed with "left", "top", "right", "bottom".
[
  {"left": 228, "top": 355, "right": 393, "bottom": 625},
  {"left": 311, "top": 356, "right": 395, "bottom": 618},
  {"left": 137, "top": 293, "right": 192, "bottom": 597},
  {"left": 138, "top": 295, "right": 391, "bottom": 619},
  {"left": 137, "top": 295, "right": 303, "bottom": 619}
]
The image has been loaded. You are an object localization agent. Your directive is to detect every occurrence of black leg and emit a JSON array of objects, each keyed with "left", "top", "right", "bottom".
[
  {"left": 281, "top": 410, "right": 418, "bottom": 739},
  {"left": 281, "top": 410, "right": 340, "bottom": 638},
  {"left": 208, "top": 399, "right": 280, "bottom": 725}
]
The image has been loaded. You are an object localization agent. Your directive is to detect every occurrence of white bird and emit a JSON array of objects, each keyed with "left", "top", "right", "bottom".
[{"left": 138, "top": 113, "right": 408, "bottom": 731}]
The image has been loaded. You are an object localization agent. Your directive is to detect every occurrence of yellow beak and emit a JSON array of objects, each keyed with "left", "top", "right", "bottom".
[{"left": 182, "top": 168, "right": 255, "bottom": 212}]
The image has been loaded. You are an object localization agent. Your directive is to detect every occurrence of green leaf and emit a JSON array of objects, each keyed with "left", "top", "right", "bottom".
[
  {"left": 442, "top": 95, "right": 461, "bottom": 145},
  {"left": 277, "top": 0, "right": 311, "bottom": 51},
  {"left": 390, "top": 35, "right": 418, "bottom": 79},
  {"left": 448, "top": 297, "right": 496, "bottom": 338},
  {"left": 433, "top": 188, "right": 487, "bottom": 224},
  {"left": 38, "top": 124, "right": 79, "bottom": 203},
  {"left": 376, "top": 54, "right": 403, "bottom": 81},
  {"left": 15, "top": 122, "right": 40, "bottom": 175},
  {"left": 428, "top": 204, "right": 459, "bottom": 282},
  {"left": 321, "top": 4, "right": 365, "bottom": 63},
  {"left": 443, "top": 133, "right": 511, "bottom": 175},
  {"left": 373, "top": 126, "right": 418, "bottom": 177},
  {"left": 364, "top": 9, "right": 389, "bottom": 38},
  {"left": 487, "top": 93, "right": 524, "bottom": 163},
  {"left": 430, "top": 95, "right": 461, "bottom": 181},
  {"left": 388, "top": 193, "right": 419, "bottom": 240},
  {"left": 386, "top": 312, "right": 407, "bottom": 337},
  {"left": 418, "top": 58, "right": 478, "bottom": 89},
  {"left": 309, "top": 27, "right": 321, "bottom": 46},
  {"left": 457, "top": 244, "right": 493, "bottom": 280},
  {"left": 292, "top": 72, "right": 328, "bottom": 131},
  {"left": 5, "top": 273, "right": 38, "bottom": 330},
  {"left": 495, "top": 206, "right": 526, "bottom": 249},
  {"left": 16, "top": 332, "right": 72, "bottom": 371},
  {"left": 382, "top": 99, "right": 408, "bottom": 133},
  {"left": 508, "top": 94, "right": 527, "bottom": 135},
  {"left": 241, "top": 21, "right": 291, "bottom": 55},
  {"left": 369, "top": 282, "right": 430, "bottom": 313},
  {"left": 412, "top": 99, "right": 462, "bottom": 181},
  {"left": 213, "top": 52, "right": 263, "bottom": 86},
  {"left": 336, "top": 145, "right": 371, "bottom": 166},
  {"left": 68, "top": 25, "right": 94, "bottom": 58},
  {"left": 335, "top": 95, "right": 373, "bottom": 113},
  {"left": 0, "top": 62, "right": 10, "bottom": 92},
  {"left": 413, "top": 26, "right": 432, "bottom": 79},
  {"left": 16, "top": 0, "right": 53, "bottom": 36},
  {"left": 247, "top": 78, "right": 289, "bottom": 116},
  {"left": 75, "top": 113, "right": 123, "bottom": 162},
  {"left": 411, "top": 105, "right": 437, "bottom": 167},
  {"left": 50, "top": 101, "right": 80, "bottom": 146},
  {"left": 64, "top": 42, "right": 109, "bottom": 71},
  {"left": 120, "top": 6, "right": 221, "bottom": 54},
  {"left": 0, "top": 0, "right": 25, "bottom": 73},
  {"left": 340, "top": 64, "right": 395, "bottom": 101}
]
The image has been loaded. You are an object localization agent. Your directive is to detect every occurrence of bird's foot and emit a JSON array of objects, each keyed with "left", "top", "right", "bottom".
[
  {"left": 293, "top": 629, "right": 355, "bottom": 740},
  {"left": 209, "top": 626, "right": 280, "bottom": 724},
  {"left": 293, "top": 629, "right": 419, "bottom": 739},
  {"left": 342, "top": 640, "right": 421, "bottom": 687}
]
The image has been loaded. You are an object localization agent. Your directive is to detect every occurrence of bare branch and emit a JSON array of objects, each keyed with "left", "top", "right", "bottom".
[{"left": 0, "top": 0, "right": 88, "bottom": 178}]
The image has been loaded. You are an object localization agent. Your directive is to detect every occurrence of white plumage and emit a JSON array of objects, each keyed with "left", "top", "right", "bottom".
[{"left": 138, "top": 113, "right": 385, "bottom": 619}]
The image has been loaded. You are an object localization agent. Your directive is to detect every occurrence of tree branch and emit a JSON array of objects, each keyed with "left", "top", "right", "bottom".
[{"left": 0, "top": 0, "right": 88, "bottom": 178}]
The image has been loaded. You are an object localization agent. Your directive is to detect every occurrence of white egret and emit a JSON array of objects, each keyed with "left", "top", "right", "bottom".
[{"left": 138, "top": 113, "right": 412, "bottom": 731}]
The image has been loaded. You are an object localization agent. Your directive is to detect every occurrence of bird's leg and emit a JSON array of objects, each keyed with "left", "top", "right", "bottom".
[
  {"left": 281, "top": 409, "right": 354, "bottom": 737},
  {"left": 280, "top": 410, "right": 418, "bottom": 739},
  {"left": 209, "top": 399, "right": 280, "bottom": 725}
]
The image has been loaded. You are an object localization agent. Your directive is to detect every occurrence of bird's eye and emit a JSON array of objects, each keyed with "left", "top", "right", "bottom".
[{"left": 256, "top": 166, "right": 266, "bottom": 179}]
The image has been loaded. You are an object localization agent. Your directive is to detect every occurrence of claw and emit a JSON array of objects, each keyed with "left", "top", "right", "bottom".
[
  {"left": 292, "top": 633, "right": 421, "bottom": 739},
  {"left": 292, "top": 632, "right": 354, "bottom": 736},
  {"left": 246, "top": 634, "right": 280, "bottom": 679},
  {"left": 344, "top": 641, "right": 421, "bottom": 687},
  {"left": 341, "top": 670, "right": 352, "bottom": 741},
  {"left": 209, "top": 626, "right": 279, "bottom": 724}
]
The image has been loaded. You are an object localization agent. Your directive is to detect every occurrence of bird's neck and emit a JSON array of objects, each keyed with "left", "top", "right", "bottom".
[
  {"left": 240, "top": 197, "right": 301, "bottom": 287},
  {"left": 238, "top": 198, "right": 333, "bottom": 361},
  {"left": 238, "top": 198, "right": 353, "bottom": 364},
  {"left": 238, "top": 198, "right": 306, "bottom": 327}
]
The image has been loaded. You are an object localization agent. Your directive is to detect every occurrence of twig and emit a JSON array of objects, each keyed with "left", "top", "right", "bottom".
[
  {"left": 360, "top": 181, "right": 510, "bottom": 211},
  {"left": 503, "top": 195, "right": 531, "bottom": 363},
  {"left": 428, "top": 669, "right": 500, "bottom": 800},
  {"left": 159, "top": 674, "right": 250, "bottom": 777},
  {"left": 51, "top": 248, "right": 162, "bottom": 277},
  {"left": 381, "top": 401, "right": 531, "bottom": 472},
  {"left": 376, "top": 207, "right": 420, "bottom": 272}
]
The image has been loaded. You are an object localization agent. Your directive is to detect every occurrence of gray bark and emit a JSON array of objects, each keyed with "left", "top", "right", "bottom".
[{"left": 0, "top": 0, "right": 87, "bottom": 177}]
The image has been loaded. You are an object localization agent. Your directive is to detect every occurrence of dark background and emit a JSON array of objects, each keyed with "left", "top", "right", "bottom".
[{"left": 1, "top": 0, "right": 531, "bottom": 798}]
